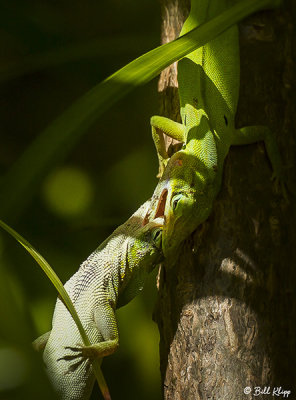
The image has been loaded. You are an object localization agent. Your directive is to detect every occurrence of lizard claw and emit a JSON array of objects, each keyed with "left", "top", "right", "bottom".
[
  {"left": 57, "top": 344, "right": 87, "bottom": 362},
  {"left": 66, "top": 359, "right": 85, "bottom": 373},
  {"left": 57, "top": 344, "right": 90, "bottom": 373},
  {"left": 63, "top": 344, "right": 97, "bottom": 360},
  {"left": 64, "top": 344, "right": 84, "bottom": 353}
]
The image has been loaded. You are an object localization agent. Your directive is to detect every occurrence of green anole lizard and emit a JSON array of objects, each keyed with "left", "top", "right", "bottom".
[
  {"left": 145, "top": 0, "right": 283, "bottom": 258},
  {"left": 34, "top": 201, "right": 163, "bottom": 400}
]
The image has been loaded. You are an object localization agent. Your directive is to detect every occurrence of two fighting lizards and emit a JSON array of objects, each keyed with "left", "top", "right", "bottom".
[{"left": 37, "top": 0, "right": 283, "bottom": 398}]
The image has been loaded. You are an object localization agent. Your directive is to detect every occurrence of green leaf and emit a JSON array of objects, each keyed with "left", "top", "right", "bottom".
[
  {"left": 0, "top": 218, "right": 111, "bottom": 400},
  {"left": 0, "top": 0, "right": 280, "bottom": 221}
]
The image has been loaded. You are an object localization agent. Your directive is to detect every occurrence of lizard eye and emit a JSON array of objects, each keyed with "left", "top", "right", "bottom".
[
  {"left": 152, "top": 228, "right": 162, "bottom": 248},
  {"left": 172, "top": 194, "right": 183, "bottom": 211}
]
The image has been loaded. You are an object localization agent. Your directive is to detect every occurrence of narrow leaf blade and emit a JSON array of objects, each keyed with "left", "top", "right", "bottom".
[{"left": 0, "top": 219, "right": 111, "bottom": 400}]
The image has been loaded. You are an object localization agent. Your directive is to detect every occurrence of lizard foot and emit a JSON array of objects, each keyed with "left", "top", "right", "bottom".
[
  {"left": 271, "top": 170, "right": 289, "bottom": 201},
  {"left": 61, "top": 344, "right": 95, "bottom": 361},
  {"left": 57, "top": 344, "right": 90, "bottom": 373},
  {"left": 63, "top": 339, "right": 118, "bottom": 361}
]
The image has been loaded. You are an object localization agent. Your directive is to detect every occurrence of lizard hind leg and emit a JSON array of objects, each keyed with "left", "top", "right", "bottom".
[
  {"left": 150, "top": 115, "right": 186, "bottom": 177},
  {"left": 231, "top": 125, "right": 286, "bottom": 194}
]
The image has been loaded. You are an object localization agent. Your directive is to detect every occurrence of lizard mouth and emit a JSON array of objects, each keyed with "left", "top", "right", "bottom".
[
  {"left": 154, "top": 188, "right": 168, "bottom": 219},
  {"left": 142, "top": 188, "right": 168, "bottom": 226}
]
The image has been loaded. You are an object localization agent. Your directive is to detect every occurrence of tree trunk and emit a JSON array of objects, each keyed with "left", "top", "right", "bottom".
[{"left": 155, "top": 1, "right": 296, "bottom": 399}]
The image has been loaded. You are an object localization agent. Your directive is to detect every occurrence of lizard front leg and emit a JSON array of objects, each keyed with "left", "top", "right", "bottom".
[
  {"left": 63, "top": 301, "right": 119, "bottom": 362},
  {"left": 151, "top": 116, "right": 186, "bottom": 177},
  {"left": 85, "top": 301, "right": 119, "bottom": 358},
  {"left": 231, "top": 125, "right": 286, "bottom": 193}
]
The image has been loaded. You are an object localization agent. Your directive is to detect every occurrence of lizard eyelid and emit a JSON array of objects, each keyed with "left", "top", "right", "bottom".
[
  {"left": 171, "top": 192, "right": 185, "bottom": 210},
  {"left": 152, "top": 228, "right": 162, "bottom": 247}
]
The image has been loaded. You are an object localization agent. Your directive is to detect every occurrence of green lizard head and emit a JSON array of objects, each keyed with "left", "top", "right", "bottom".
[
  {"left": 146, "top": 150, "right": 215, "bottom": 259},
  {"left": 118, "top": 217, "right": 163, "bottom": 308},
  {"left": 128, "top": 216, "right": 164, "bottom": 271}
]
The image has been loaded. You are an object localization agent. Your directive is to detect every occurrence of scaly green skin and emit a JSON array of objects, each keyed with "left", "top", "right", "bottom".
[
  {"left": 147, "top": 0, "right": 283, "bottom": 258},
  {"left": 35, "top": 201, "right": 163, "bottom": 400}
]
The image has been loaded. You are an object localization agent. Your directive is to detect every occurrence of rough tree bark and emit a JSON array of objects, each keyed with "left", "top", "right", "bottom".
[{"left": 155, "top": 1, "right": 296, "bottom": 399}]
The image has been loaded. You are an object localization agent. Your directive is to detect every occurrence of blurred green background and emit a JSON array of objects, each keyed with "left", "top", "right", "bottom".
[{"left": 0, "top": 0, "right": 162, "bottom": 399}]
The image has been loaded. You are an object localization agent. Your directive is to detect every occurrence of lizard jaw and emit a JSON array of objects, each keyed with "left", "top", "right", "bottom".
[
  {"left": 154, "top": 188, "right": 168, "bottom": 220},
  {"left": 142, "top": 186, "right": 168, "bottom": 227}
]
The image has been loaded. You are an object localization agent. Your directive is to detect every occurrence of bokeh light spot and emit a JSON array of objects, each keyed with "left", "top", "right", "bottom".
[{"left": 43, "top": 166, "right": 94, "bottom": 218}]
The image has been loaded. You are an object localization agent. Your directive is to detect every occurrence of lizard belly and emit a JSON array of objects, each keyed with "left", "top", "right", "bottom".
[{"left": 43, "top": 272, "right": 103, "bottom": 400}]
